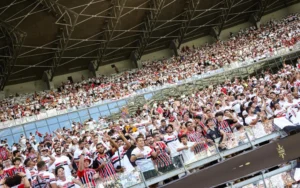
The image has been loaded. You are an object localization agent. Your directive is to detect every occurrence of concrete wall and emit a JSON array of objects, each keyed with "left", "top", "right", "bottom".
[
  {"left": 182, "top": 35, "right": 216, "bottom": 47},
  {"left": 287, "top": 2, "right": 300, "bottom": 14},
  {"left": 52, "top": 69, "right": 91, "bottom": 87},
  {"left": 96, "top": 59, "right": 134, "bottom": 76},
  {"left": 4, "top": 80, "right": 47, "bottom": 96},
  {"left": 260, "top": 2, "right": 300, "bottom": 24},
  {"left": 219, "top": 22, "right": 253, "bottom": 40},
  {"left": 140, "top": 48, "right": 174, "bottom": 62}
]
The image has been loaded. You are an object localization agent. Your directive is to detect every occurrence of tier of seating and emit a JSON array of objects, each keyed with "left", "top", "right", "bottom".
[{"left": 0, "top": 13, "right": 299, "bottom": 122}]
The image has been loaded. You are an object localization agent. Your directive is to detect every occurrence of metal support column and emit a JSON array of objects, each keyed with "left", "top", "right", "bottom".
[
  {"left": 0, "top": 21, "right": 26, "bottom": 90},
  {"left": 176, "top": 0, "right": 201, "bottom": 48},
  {"left": 40, "top": 0, "right": 79, "bottom": 81},
  {"left": 215, "top": 0, "right": 236, "bottom": 37},
  {"left": 134, "top": 0, "right": 166, "bottom": 60},
  {"left": 95, "top": 0, "right": 128, "bottom": 70}
]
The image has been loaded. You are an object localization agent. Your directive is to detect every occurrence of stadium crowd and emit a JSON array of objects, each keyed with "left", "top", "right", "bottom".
[
  {"left": 0, "top": 13, "right": 300, "bottom": 122},
  {"left": 1, "top": 53, "right": 300, "bottom": 187}
]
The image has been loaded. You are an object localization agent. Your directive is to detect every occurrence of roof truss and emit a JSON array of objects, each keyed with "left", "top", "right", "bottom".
[
  {"left": 95, "top": 0, "right": 128, "bottom": 70},
  {"left": 134, "top": 0, "right": 166, "bottom": 60},
  {"left": 0, "top": 20, "right": 26, "bottom": 90}
]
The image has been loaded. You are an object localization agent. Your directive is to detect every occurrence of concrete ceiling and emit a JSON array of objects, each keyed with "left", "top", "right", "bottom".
[{"left": 0, "top": 0, "right": 299, "bottom": 88}]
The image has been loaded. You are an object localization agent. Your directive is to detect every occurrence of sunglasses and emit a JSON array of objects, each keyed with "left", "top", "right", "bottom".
[{"left": 55, "top": 150, "right": 61, "bottom": 152}]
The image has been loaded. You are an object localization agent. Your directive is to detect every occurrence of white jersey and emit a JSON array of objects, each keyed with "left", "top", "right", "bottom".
[
  {"left": 111, "top": 145, "right": 134, "bottom": 174},
  {"left": 31, "top": 171, "right": 56, "bottom": 188},
  {"left": 56, "top": 176, "right": 80, "bottom": 188},
  {"left": 53, "top": 155, "right": 72, "bottom": 177},
  {"left": 131, "top": 146, "right": 155, "bottom": 172},
  {"left": 163, "top": 132, "right": 180, "bottom": 157},
  {"left": 177, "top": 141, "right": 196, "bottom": 164}
]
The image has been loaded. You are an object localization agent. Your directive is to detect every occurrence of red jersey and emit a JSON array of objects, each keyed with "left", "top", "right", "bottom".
[
  {"left": 77, "top": 169, "right": 96, "bottom": 188},
  {"left": 11, "top": 166, "right": 26, "bottom": 176},
  {"left": 0, "top": 171, "right": 9, "bottom": 180},
  {"left": 0, "top": 147, "right": 9, "bottom": 161},
  {"left": 4, "top": 166, "right": 14, "bottom": 177}
]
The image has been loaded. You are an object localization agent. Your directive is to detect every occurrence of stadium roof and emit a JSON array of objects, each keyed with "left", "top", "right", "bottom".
[{"left": 0, "top": 0, "right": 299, "bottom": 88}]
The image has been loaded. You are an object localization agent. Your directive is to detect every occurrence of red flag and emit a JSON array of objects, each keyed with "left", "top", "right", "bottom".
[{"left": 35, "top": 130, "right": 42, "bottom": 137}]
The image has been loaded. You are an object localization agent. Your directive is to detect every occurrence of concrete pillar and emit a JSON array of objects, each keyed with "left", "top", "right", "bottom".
[
  {"left": 210, "top": 26, "right": 220, "bottom": 40},
  {"left": 88, "top": 60, "right": 97, "bottom": 77},
  {"left": 249, "top": 13, "right": 261, "bottom": 29},
  {"left": 130, "top": 51, "right": 139, "bottom": 68},
  {"left": 169, "top": 39, "right": 179, "bottom": 56},
  {"left": 42, "top": 70, "right": 55, "bottom": 90}
]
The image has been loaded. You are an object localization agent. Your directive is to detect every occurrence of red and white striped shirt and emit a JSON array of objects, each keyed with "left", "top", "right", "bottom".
[
  {"left": 77, "top": 168, "right": 96, "bottom": 188},
  {"left": 152, "top": 141, "right": 172, "bottom": 168},
  {"left": 95, "top": 153, "right": 116, "bottom": 179}
]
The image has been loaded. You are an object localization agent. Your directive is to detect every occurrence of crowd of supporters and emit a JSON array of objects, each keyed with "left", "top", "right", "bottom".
[
  {"left": 1, "top": 52, "right": 300, "bottom": 187},
  {"left": 0, "top": 13, "right": 300, "bottom": 122}
]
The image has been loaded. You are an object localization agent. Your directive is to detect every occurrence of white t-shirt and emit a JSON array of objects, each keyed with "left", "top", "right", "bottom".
[
  {"left": 163, "top": 132, "right": 180, "bottom": 157},
  {"left": 177, "top": 141, "right": 196, "bottom": 164},
  {"left": 56, "top": 176, "right": 80, "bottom": 188},
  {"left": 32, "top": 171, "right": 56, "bottom": 188},
  {"left": 245, "top": 115, "right": 267, "bottom": 138},
  {"left": 73, "top": 148, "right": 89, "bottom": 160},
  {"left": 53, "top": 155, "right": 72, "bottom": 177},
  {"left": 274, "top": 109, "right": 287, "bottom": 117},
  {"left": 131, "top": 146, "right": 155, "bottom": 172},
  {"left": 111, "top": 146, "right": 134, "bottom": 174}
]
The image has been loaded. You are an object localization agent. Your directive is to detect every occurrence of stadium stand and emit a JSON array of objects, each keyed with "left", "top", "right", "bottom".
[{"left": 0, "top": 9, "right": 300, "bottom": 188}]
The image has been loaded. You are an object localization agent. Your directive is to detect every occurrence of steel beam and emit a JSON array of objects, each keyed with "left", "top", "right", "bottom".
[
  {"left": 133, "top": 0, "right": 166, "bottom": 60},
  {"left": 254, "top": 0, "right": 273, "bottom": 22},
  {"left": 176, "top": 0, "right": 201, "bottom": 48},
  {"left": 40, "top": 0, "right": 79, "bottom": 81},
  {"left": 216, "top": 0, "right": 236, "bottom": 36},
  {"left": 95, "top": 0, "right": 128, "bottom": 70},
  {"left": 0, "top": 20, "right": 26, "bottom": 90}
]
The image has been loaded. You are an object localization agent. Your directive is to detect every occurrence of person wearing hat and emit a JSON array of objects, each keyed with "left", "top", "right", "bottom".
[{"left": 77, "top": 153, "right": 99, "bottom": 187}]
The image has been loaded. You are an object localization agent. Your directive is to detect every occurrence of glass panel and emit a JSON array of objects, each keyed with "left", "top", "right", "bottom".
[
  {"left": 25, "top": 130, "right": 36, "bottom": 139},
  {"left": 60, "top": 121, "right": 71, "bottom": 129},
  {"left": 68, "top": 112, "right": 79, "bottom": 119},
  {"left": 46, "top": 117, "right": 58, "bottom": 125},
  {"left": 117, "top": 100, "right": 127, "bottom": 107},
  {"left": 88, "top": 107, "right": 99, "bottom": 114},
  {"left": 80, "top": 116, "right": 90, "bottom": 123},
  {"left": 13, "top": 132, "right": 25, "bottom": 144},
  {"left": 48, "top": 124, "right": 60, "bottom": 133},
  {"left": 11, "top": 126, "right": 24, "bottom": 134},
  {"left": 78, "top": 110, "right": 88, "bottom": 117},
  {"left": 2, "top": 135, "right": 14, "bottom": 146},
  {"left": 110, "top": 108, "right": 120, "bottom": 114},
  {"left": 57, "top": 115, "right": 69, "bottom": 122},
  {"left": 144, "top": 93, "right": 153, "bottom": 100},
  {"left": 35, "top": 120, "right": 47, "bottom": 128},
  {"left": 98, "top": 105, "right": 108, "bottom": 111},
  {"left": 90, "top": 113, "right": 100, "bottom": 121},
  {"left": 69, "top": 118, "right": 80, "bottom": 124},
  {"left": 100, "top": 110, "right": 110, "bottom": 117},
  {"left": 0, "top": 129, "right": 11, "bottom": 137},
  {"left": 63, "top": 122, "right": 72, "bottom": 129},
  {"left": 108, "top": 102, "right": 118, "bottom": 109},
  {"left": 37, "top": 126, "right": 50, "bottom": 135},
  {"left": 24, "top": 123, "right": 36, "bottom": 131}
]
